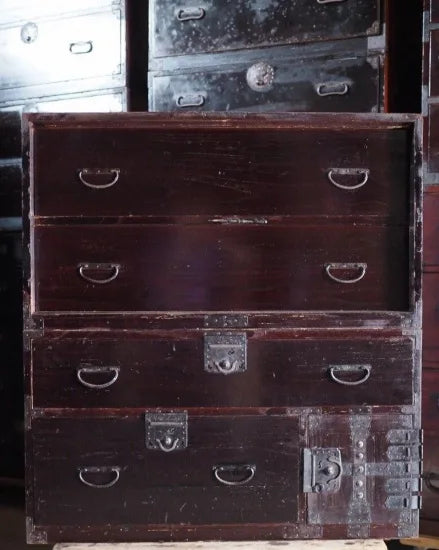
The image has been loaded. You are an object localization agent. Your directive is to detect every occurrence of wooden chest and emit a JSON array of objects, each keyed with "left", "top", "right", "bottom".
[{"left": 23, "top": 112, "right": 422, "bottom": 544}]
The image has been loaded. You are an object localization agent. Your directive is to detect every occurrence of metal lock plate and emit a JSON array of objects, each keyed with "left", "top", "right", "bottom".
[
  {"left": 145, "top": 412, "right": 188, "bottom": 452},
  {"left": 303, "top": 448, "right": 343, "bottom": 494},
  {"left": 204, "top": 332, "right": 247, "bottom": 375}
]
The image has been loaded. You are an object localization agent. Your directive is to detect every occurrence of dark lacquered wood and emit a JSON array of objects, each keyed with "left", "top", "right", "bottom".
[
  {"left": 422, "top": 271, "right": 439, "bottom": 365},
  {"left": 0, "top": 112, "right": 21, "bottom": 157},
  {"left": 428, "top": 105, "right": 439, "bottom": 173},
  {"left": 32, "top": 414, "right": 301, "bottom": 526},
  {"left": 0, "top": 160, "right": 21, "bottom": 217},
  {"left": 430, "top": 30, "right": 439, "bottom": 97},
  {"left": 150, "top": 0, "right": 380, "bottom": 59},
  {"left": 423, "top": 188, "right": 439, "bottom": 266},
  {"left": 423, "top": 369, "right": 439, "bottom": 432},
  {"left": 31, "top": 332, "right": 414, "bottom": 409},
  {"left": 32, "top": 125, "right": 410, "bottom": 219},
  {"left": 432, "top": 0, "right": 439, "bottom": 22},
  {"left": 150, "top": 53, "right": 381, "bottom": 114},
  {"left": 33, "top": 223, "right": 409, "bottom": 313},
  {"left": 422, "top": 431, "right": 439, "bottom": 522}
]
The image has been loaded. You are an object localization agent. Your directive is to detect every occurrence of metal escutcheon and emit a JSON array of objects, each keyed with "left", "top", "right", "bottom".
[
  {"left": 145, "top": 411, "right": 188, "bottom": 452},
  {"left": 204, "top": 333, "right": 247, "bottom": 374},
  {"left": 303, "top": 448, "right": 343, "bottom": 494},
  {"left": 246, "top": 62, "right": 275, "bottom": 92}
]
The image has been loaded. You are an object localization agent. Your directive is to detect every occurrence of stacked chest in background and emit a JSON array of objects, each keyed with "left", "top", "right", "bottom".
[
  {"left": 421, "top": 0, "right": 439, "bottom": 536},
  {"left": 24, "top": 113, "right": 422, "bottom": 544}
]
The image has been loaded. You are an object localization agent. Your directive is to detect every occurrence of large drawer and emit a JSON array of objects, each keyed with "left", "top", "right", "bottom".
[
  {"left": 150, "top": 0, "right": 380, "bottom": 58},
  {"left": 33, "top": 223, "right": 409, "bottom": 313},
  {"left": 31, "top": 126, "right": 411, "bottom": 220},
  {"left": 32, "top": 414, "right": 301, "bottom": 526},
  {"left": 0, "top": 8, "right": 123, "bottom": 94},
  {"left": 149, "top": 53, "right": 381, "bottom": 113},
  {"left": 31, "top": 333, "right": 414, "bottom": 409}
]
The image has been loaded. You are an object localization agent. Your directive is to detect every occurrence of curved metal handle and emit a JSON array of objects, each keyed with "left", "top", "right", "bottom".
[
  {"left": 329, "top": 364, "right": 371, "bottom": 386},
  {"left": 213, "top": 359, "right": 241, "bottom": 375},
  {"left": 325, "top": 263, "right": 367, "bottom": 284},
  {"left": 423, "top": 472, "right": 439, "bottom": 493},
  {"left": 78, "top": 466, "right": 120, "bottom": 489},
  {"left": 176, "top": 7, "right": 206, "bottom": 21},
  {"left": 78, "top": 168, "right": 120, "bottom": 189},
  {"left": 316, "top": 82, "right": 349, "bottom": 96},
  {"left": 156, "top": 437, "right": 180, "bottom": 453},
  {"left": 69, "top": 40, "right": 93, "bottom": 54},
  {"left": 76, "top": 366, "right": 120, "bottom": 389},
  {"left": 214, "top": 464, "right": 256, "bottom": 486},
  {"left": 176, "top": 94, "right": 206, "bottom": 108},
  {"left": 78, "top": 263, "right": 120, "bottom": 285},
  {"left": 328, "top": 168, "right": 370, "bottom": 190},
  {"left": 317, "top": 0, "right": 347, "bottom": 3}
]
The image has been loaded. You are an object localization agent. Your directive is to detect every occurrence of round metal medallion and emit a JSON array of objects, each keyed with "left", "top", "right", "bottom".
[
  {"left": 21, "top": 22, "right": 38, "bottom": 44},
  {"left": 246, "top": 62, "right": 275, "bottom": 92}
]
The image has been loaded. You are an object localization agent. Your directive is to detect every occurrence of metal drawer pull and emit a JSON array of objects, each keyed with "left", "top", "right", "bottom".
[
  {"left": 424, "top": 472, "right": 439, "bottom": 493},
  {"left": 214, "top": 464, "right": 256, "bottom": 486},
  {"left": 177, "top": 7, "right": 206, "bottom": 21},
  {"left": 78, "top": 263, "right": 120, "bottom": 284},
  {"left": 156, "top": 436, "right": 181, "bottom": 453},
  {"left": 316, "top": 81, "right": 349, "bottom": 96},
  {"left": 78, "top": 466, "right": 120, "bottom": 489},
  {"left": 76, "top": 366, "right": 120, "bottom": 389},
  {"left": 78, "top": 168, "right": 120, "bottom": 189},
  {"left": 328, "top": 168, "right": 370, "bottom": 190},
  {"left": 69, "top": 40, "right": 93, "bottom": 54},
  {"left": 325, "top": 262, "right": 367, "bottom": 284},
  {"left": 176, "top": 94, "right": 206, "bottom": 108},
  {"left": 329, "top": 364, "right": 371, "bottom": 386},
  {"left": 317, "top": 0, "right": 347, "bottom": 4}
]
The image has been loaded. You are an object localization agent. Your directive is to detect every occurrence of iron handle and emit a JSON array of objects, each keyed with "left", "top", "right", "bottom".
[
  {"left": 156, "top": 436, "right": 180, "bottom": 453},
  {"left": 176, "top": 94, "right": 206, "bottom": 108},
  {"left": 213, "top": 359, "right": 242, "bottom": 375},
  {"left": 69, "top": 40, "right": 93, "bottom": 54},
  {"left": 325, "top": 262, "right": 367, "bottom": 284},
  {"left": 76, "top": 366, "right": 120, "bottom": 389},
  {"left": 78, "top": 263, "right": 120, "bottom": 285},
  {"left": 317, "top": 0, "right": 347, "bottom": 3},
  {"left": 328, "top": 168, "right": 370, "bottom": 190},
  {"left": 316, "top": 81, "right": 349, "bottom": 96},
  {"left": 78, "top": 466, "right": 120, "bottom": 489},
  {"left": 329, "top": 364, "right": 371, "bottom": 386},
  {"left": 423, "top": 472, "right": 439, "bottom": 493},
  {"left": 213, "top": 464, "right": 256, "bottom": 486},
  {"left": 78, "top": 168, "right": 120, "bottom": 189},
  {"left": 176, "top": 7, "right": 206, "bottom": 21}
]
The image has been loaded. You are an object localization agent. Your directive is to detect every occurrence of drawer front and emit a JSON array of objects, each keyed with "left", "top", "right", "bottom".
[
  {"left": 422, "top": 271, "right": 439, "bottom": 366},
  {"left": 0, "top": 112, "right": 21, "bottom": 157},
  {"left": 150, "top": 0, "right": 380, "bottom": 58},
  {"left": 423, "top": 370, "right": 439, "bottom": 432},
  {"left": 0, "top": 9, "right": 123, "bottom": 92},
  {"left": 0, "top": 89, "right": 126, "bottom": 114},
  {"left": 32, "top": 126, "right": 411, "bottom": 219},
  {"left": 32, "top": 415, "right": 301, "bottom": 526},
  {"left": 423, "top": 188, "right": 439, "bottom": 266},
  {"left": 150, "top": 54, "right": 381, "bottom": 113},
  {"left": 422, "top": 432, "right": 439, "bottom": 521},
  {"left": 0, "top": 161, "right": 21, "bottom": 217},
  {"left": 432, "top": 1, "right": 439, "bottom": 23},
  {"left": 430, "top": 30, "right": 439, "bottom": 97},
  {"left": 428, "top": 104, "right": 439, "bottom": 173},
  {"left": 32, "top": 334, "right": 414, "bottom": 409},
  {"left": 33, "top": 224, "right": 409, "bottom": 313}
]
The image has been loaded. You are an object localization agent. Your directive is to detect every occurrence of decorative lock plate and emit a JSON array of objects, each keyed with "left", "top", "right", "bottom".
[
  {"left": 204, "top": 332, "right": 247, "bottom": 375},
  {"left": 303, "top": 448, "right": 343, "bottom": 494},
  {"left": 145, "top": 412, "right": 187, "bottom": 452}
]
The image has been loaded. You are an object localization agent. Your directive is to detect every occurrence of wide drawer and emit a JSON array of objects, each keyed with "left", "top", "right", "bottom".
[
  {"left": 31, "top": 126, "right": 411, "bottom": 219},
  {"left": 31, "top": 333, "right": 414, "bottom": 409},
  {"left": 422, "top": 432, "right": 439, "bottom": 522},
  {"left": 32, "top": 414, "right": 301, "bottom": 526},
  {"left": 0, "top": 9, "right": 123, "bottom": 93},
  {"left": 149, "top": 53, "right": 381, "bottom": 113},
  {"left": 33, "top": 223, "right": 409, "bottom": 313},
  {"left": 423, "top": 369, "right": 439, "bottom": 433},
  {"left": 150, "top": 0, "right": 380, "bottom": 58}
]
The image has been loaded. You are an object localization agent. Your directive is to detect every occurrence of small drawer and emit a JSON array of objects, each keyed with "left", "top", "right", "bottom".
[
  {"left": 0, "top": 160, "right": 22, "bottom": 217},
  {"left": 149, "top": 54, "right": 381, "bottom": 113},
  {"left": 31, "top": 333, "right": 414, "bottom": 409},
  {"left": 430, "top": 30, "right": 439, "bottom": 97},
  {"left": 32, "top": 414, "right": 301, "bottom": 526},
  {"left": 31, "top": 125, "right": 411, "bottom": 220},
  {"left": 0, "top": 8, "right": 123, "bottom": 95},
  {"left": 150, "top": 0, "right": 380, "bottom": 58},
  {"left": 33, "top": 223, "right": 409, "bottom": 313},
  {"left": 423, "top": 369, "right": 439, "bottom": 432},
  {"left": 422, "top": 432, "right": 439, "bottom": 522}
]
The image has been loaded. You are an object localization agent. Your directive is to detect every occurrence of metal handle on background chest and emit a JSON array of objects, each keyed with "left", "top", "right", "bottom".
[{"left": 204, "top": 332, "right": 247, "bottom": 374}]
